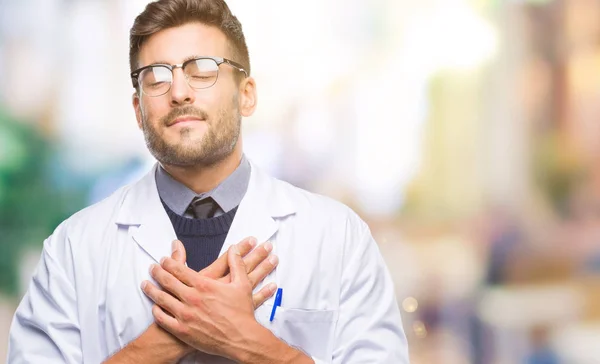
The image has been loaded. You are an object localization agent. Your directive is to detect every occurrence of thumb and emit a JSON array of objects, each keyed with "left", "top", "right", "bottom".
[
  {"left": 227, "top": 244, "right": 248, "bottom": 285},
  {"left": 171, "top": 240, "right": 187, "bottom": 263}
]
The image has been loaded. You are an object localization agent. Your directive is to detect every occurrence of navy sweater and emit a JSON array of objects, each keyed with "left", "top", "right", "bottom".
[{"left": 162, "top": 200, "right": 237, "bottom": 271}]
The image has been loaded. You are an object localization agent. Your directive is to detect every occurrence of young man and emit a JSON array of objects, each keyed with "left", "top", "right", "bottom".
[{"left": 8, "top": 0, "right": 409, "bottom": 363}]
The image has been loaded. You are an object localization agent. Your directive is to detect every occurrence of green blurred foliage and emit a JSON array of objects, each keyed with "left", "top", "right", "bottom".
[{"left": 0, "top": 107, "right": 87, "bottom": 297}]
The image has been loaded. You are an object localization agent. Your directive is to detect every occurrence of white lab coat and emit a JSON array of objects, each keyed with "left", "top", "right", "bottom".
[{"left": 8, "top": 161, "right": 409, "bottom": 364}]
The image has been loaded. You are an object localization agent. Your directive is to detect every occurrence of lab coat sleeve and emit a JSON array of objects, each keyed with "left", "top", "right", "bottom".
[
  {"left": 331, "top": 218, "right": 410, "bottom": 363},
  {"left": 7, "top": 228, "right": 82, "bottom": 363}
]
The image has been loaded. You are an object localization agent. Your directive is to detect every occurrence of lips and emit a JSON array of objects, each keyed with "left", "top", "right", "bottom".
[{"left": 168, "top": 116, "right": 205, "bottom": 126}]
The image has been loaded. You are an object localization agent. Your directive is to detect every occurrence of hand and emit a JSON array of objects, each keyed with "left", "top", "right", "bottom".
[
  {"left": 194, "top": 238, "right": 279, "bottom": 306},
  {"left": 111, "top": 238, "right": 277, "bottom": 363},
  {"left": 143, "top": 245, "right": 269, "bottom": 359},
  {"left": 153, "top": 237, "right": 278, "bottom": 308}
]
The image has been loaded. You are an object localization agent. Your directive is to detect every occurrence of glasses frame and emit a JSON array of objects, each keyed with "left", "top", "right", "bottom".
[{"left": 130, "top": 56, "right": 248, "bottom": 97}]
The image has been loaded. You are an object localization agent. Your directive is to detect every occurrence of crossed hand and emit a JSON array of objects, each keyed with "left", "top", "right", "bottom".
[{"left": 141, "top": 237, "right": 278, "bottom": 359}]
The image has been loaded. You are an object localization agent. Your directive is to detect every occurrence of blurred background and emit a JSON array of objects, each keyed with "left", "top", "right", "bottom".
[{"left": 1, "top": 0, "right": 600, "bottom": 362}]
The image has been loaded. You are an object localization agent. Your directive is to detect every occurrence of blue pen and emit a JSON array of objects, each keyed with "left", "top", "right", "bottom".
[{"left": 269, "top": 288, "right": 283, "bottom": 322}]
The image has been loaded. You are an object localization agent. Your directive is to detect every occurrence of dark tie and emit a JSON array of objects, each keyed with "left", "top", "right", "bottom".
[{"left": 187, "top": 196, "right": 219, "bottom": 219}]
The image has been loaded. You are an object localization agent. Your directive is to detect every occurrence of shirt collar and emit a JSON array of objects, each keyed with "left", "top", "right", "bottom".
[{"left": 155, "top": 154, "right": 251, "bottom": 216}]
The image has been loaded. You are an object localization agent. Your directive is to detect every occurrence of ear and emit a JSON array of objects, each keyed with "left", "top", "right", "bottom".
[
  {"left": 132, "top": 92, "right": 143, "bottom": 130},
  {"left": 238, "top": 77, "right": 257, "bottom": 118}
]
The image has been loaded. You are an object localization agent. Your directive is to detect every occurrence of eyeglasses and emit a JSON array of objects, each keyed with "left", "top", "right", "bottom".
[{"left": 130, "top": 56, "right": 248, "bottom": 97}]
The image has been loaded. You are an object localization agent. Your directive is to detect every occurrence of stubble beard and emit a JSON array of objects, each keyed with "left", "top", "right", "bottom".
[{"left": 141, "top": 100, "right": 241, "bottom": 167}]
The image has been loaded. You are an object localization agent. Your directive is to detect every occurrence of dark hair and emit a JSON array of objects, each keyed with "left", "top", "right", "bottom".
[{"left": 129, "top": 0, "right": 250, "bottom": 79}]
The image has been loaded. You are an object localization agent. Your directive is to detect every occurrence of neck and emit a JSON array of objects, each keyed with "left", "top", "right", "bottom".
[{"left": 160, "top": 146, "right": 243, "bottom": 194}]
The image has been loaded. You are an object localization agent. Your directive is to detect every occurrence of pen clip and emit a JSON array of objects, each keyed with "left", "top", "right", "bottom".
[{"left": 269, "top": 288, "right": 283, "bottom": 322}]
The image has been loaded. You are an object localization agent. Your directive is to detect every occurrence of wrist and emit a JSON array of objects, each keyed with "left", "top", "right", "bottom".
[
  {"left": 232, "top": 322, "right": 314, "bottom": 364},
  {"left": 132, "top": 323, "right": 193, "bottom": 362}
]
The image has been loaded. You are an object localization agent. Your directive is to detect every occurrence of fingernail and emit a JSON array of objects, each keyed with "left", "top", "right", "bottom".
[
  {"left": 268, "top": 255, "right": 279, "bottom": 265},
  {"left": 141, "top": 281, "right": 148, "bottom": 290},
  {"left": 268, "top": 282, "right": 277, "bottom": 292},
  {"left": 248, "top": 238, "right": 257, "bottom": 248},
  {"left": 172, "top": 240, "right": 179, "bottom": 253},
  {"left": 160, "top": 257, "right": 166, "bottom": 265},
  {"left": 264, "top": 241, "right": 273, "bottom": 252},
  {"left": 232, "top": 245, "right": 241, "bottom": 256},
  {"left": 149, "top": 264, "right": 157, "bottom": 275}
]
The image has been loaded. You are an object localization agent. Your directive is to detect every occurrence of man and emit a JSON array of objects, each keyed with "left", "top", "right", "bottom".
[{"left": 8, "top": 0, "right": 409, "bottom": 363}]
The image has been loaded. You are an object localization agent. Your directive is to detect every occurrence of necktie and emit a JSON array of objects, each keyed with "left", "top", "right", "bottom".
[{"left": 187, "top": 196, "right": 219, "bottom": 219}]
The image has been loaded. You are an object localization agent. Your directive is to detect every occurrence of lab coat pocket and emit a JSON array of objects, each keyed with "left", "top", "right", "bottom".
[{"left": 261, "top": 306, "right": 338, "bottom": 361}]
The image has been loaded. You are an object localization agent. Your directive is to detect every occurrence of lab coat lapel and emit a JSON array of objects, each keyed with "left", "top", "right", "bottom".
[
  {"left": 115, "top": 164, "right": 177, "bottom": 263},
  {"left": 115, "top": 161, "right": 296, "bottom": 263},
  {"left": 220, "top": 161, "right": 295, "bottom": 255}
]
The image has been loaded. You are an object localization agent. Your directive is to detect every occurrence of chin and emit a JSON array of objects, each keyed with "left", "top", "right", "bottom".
[{"left": 166, "top": 129, "right": 206, "bottom": 145}]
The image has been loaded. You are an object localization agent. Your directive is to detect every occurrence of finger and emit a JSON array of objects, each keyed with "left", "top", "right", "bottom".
[
  {"left": 142, "top": 280, "right": 186, "bottom": 317},
  {"left": 242, "top": 241, "right": 273, "bottom": 274},
  {"left": 160, "top": 258, "right": 197, "bottom": 287},
  {"left": 152, "top": 304, "right": 182, "bottom": 337},
  {"left": 248, "top": 254, "right": 279, "bottom": 288},
  {"left": 200, "top": 237, "right": 256, "bottom": 279},
  {"left": 252, "top": 282, "right": 277, "bottom": 308},
  {"left": 218, "top": 241, "right": 272, "bottom": 283},
  {"left": 171, "top": 240, "right": 187, "bottom": 264},
  {"left": 227, "top": 245, "right": 249, "bottom": 286}
]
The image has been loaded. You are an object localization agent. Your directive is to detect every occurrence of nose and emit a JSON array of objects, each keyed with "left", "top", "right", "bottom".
[{"left": 169, "top": 68, "right": 195, "bottom": 106}]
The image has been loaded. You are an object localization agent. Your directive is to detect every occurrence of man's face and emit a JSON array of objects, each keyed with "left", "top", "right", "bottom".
[{"left": 133, "top": 22, "right": 246, "bottom": 166}]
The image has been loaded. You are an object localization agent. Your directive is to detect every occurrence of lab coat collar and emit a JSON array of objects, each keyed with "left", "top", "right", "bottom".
[{"left": 115, "top": 159, "right": 296, "bottom": 263}]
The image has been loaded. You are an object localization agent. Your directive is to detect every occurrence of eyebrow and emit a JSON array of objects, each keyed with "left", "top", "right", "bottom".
[{"left": 146, "top": 55, "right": 207, "bottom": 67}]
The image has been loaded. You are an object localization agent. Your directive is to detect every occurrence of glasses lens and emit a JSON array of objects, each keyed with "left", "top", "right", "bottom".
[
  {"left": 185, "top": 59, "right": 219, "bottom": 89},
  {"left": 140, "top": 66, "right": 172, "bottom": 96}
]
